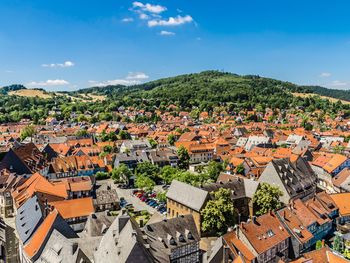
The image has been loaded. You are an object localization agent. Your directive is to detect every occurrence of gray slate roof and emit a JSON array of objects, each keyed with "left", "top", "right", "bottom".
[
  {"left": 94, "top": 214, "right": 152, "bottom": 263},
  {"left": 166, "top": 180, "right": 209, "bottom": 211},
  {"left": 35, "top": 229, "right": 91, "bottom": 263},
  {"left": 144, "top": 215, "right": 200, "bottom": 262},
  {"left": 16, "top": 195, "right": 43, "bottom": 244}
]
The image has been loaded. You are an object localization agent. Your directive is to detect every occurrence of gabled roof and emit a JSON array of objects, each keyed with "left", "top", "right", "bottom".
[
  {"left": 330, "top": 193, "right": 350, "bottom": 216},
  {"left": 166, "top": 180, "right": 209, "bottom": 211},
  {"left": 12, "top": 173, "right": 68, "bottom": 208},
  {"left": 239, "top": 212, "right": 290, "bottom": 254},
  {"left": 49, "top": 197, "right": 94, "bottom": 219},
  {"left": 144, "top": 215, "right": 200, "bottom": 262}
]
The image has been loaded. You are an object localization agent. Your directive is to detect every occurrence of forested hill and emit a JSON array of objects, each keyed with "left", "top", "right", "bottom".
[
  {"left": 301, "top": 85, "right": 350, "bottom": 101},
  {"left": 77, "top": 70, "right": 348, "bottom": 112},
  {"left": 1, "top": 70, "right": 350, "bottom": 123}
]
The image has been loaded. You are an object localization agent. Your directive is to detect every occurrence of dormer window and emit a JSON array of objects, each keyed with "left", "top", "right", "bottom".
[
  {"left": 169, "top": 237, "right": 176, "bottom": 246},
  {"left": 266, "top": 229, "right": 275, "bottom": 237},
  {"left": 178, "top": 234, "right": 185, "bottom": 242}
]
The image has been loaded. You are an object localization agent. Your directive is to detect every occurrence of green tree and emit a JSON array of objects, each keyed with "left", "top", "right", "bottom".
[
  {"left": 135, "top": 175, "right": 155, "bottom": 191},
  {"left": 95, "top": 171, "right": 110, "bottom": 180},
  {"left": 333, "top": 234, "right": 342, "bottom": 253},
  {"left": 148, "top": 138, "right": 158, "bottom": 149},
  {"left": 156, "top": 191, "right": 167, "bottom": 203},
  {"left": 201, "top": 188, "right": 235, "bottom": 234},
  {"left": 167, "top": 134, "right": 177, "bottom": 146},
  {"left": 76, "top": 129, "right": 88, "bottom": 137},
  {"left": 20, "top": 125, "right": 36, "bottom": 141},
  {"left": 253, "top": 183, "right": 283, "bottom": 216},
  {"left": 236, "top": 163, "right": 245, "bottom": 175},
  {"left": 135, "top": 162, "right": 160, "bottom": 182},
  {"left": 118, "top": 130, "right": 131, "bottom": 140},
  {"left": 160, "top": 165, "right": 179, "bottom": 185},
  {"left": 205, "top": 161, "right": 224, "bottom": 181},
  {"left": 177, "top": 146, "right": 190, "bottom": 170},
  {"left": 103, "top": 145, "right": 113, "bottom": 153},
  {"left": 111, "top": 164, "right": 132, "bottom": 183},
  {"left": 315, "top": 240, "right": 323, "bottom": 250},
  {"left": 344, "top": 248, "right": 350, "bottom": 259}
]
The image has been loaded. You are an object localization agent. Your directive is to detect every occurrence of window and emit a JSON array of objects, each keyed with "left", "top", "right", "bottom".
[{"left": 266, "top": 229, "right": 275, "bottom": 237}]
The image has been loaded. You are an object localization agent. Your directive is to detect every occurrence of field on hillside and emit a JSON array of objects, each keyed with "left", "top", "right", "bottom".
[
  {"left": 8, "top": 89, "right": 52, "bottom": 99},
  {"left": 8, "top": 89, "right": 106, "bottom": 102},
  {"left": 292, "top": 92, "right": 350, "bottom": 105}
]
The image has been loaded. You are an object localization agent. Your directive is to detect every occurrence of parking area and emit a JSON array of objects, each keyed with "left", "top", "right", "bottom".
[{"left": 114, "top": 185, "right": 166, "bottom": 217}]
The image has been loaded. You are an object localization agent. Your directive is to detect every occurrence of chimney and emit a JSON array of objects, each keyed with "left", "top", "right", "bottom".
[{"left": 252, "top": 216, "right": 257, "bottom": 224}]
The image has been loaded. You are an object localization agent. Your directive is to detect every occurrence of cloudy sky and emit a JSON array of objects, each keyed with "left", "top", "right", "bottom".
[{"left": 1, "top": 0, "right": 350, "bottom": 90}]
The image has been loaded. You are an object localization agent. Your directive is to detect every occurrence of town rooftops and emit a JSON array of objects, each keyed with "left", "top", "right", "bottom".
[{"left": 166, "top": 180, "right": 209, "bottom": 212}]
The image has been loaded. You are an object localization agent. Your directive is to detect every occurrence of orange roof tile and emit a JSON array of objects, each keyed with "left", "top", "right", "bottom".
[
  {"left": 24, "top": 209, "right": 58, "bottom": 259},
  {"left": 49, "top": 197, "right": 94, "bottom": 219},
  {"left": 330, "top": 193, "right": 350, "bottom": 216}
]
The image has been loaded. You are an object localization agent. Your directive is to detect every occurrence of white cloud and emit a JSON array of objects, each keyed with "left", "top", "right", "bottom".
[
  {"left": 148, "top": 15, "right": 193, "bottom": 27},
  {"left": 159, "top": 30, "right": 175, "bottom": 36},
  {"left": 42, "top": 61, "right": 75, "bottom": 68},
  {"left": 330, "top": 80, "right": 347, "bottom": 87},
  {"left": 4, "top": 70, "right": 13, "bottom": 73},
  {"left": 139, "top": 13, "right": 149, "bottom": 20},
  {"left": 126, "top": 72, "right": 149, "bottom": 80},
  {"left": 27, "top": 79, "right": 70, "bottom": 87},
  {"left": 89, "top": 71, "right": 149, "bottom": 87},
  {"left": 320, "top": 72, "right": 331, "bottom": 78},
  {"left": 121, "top": 17, "right": 134, "bottom": 23},
  {"left": 132, "top": 2, "right": 167, "bottom": 14},
  {"left": 88, "top": 79, "right": 141, "bottom": 87}
]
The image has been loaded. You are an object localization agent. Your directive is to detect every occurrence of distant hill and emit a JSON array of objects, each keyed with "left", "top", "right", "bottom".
[
  {"left": 78, "top": 71, "right": 349, "bottom": 111},
  {"left": 0, "top": 84, "right": 26, "bottom": 95},
  {"left": 301, "top": 85, "right": 350, "bottom": 101}
]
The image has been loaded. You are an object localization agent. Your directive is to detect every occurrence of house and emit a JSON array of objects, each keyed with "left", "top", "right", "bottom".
[
  {"left": 0, "top": 143, "right": 49, "bottom": 176},
  {"left": 144, "top": 215, "right": 201, "bottom": 263},
  {"left": 258, "top": 157, "right": 317, "bottom": 204},
  {"left": 34, "top": 229, "right": 91, "bottom": 263},
  {"left": 244, "top": 136, "right": 271, "bottom": 151},
  {"left": 15, "top": 195, "right": 78, "bottom": 262},
  {"left": 20, "top": 208, "right": 78, "bottom": 262},
  {"left": 312, "top": 153, "right": 350, "bottom": 192},
  {"left": 93, "top": 213, "right": 153, "bottom": 263},
  {"left": 94, "top": 186, "right": 119, "bottom": 212},
  {"left": 166, "top": 180, "right": 209, "bottom": 233},
  {"left": 332, "top": 168, "right": 350, "bottom": 193},
  {"left": 148, "top": 149, "right": 179, "bottom": 167},
  {"left": 48, "top": 155, "right": 107, "bottom": 179},
  {"left": 49, "top": 197, "right": 95, "bottom": 232},
  {"left": 12, "top": 172, "right": 68, "bottom": 208},
  {"left": 202, "top": 177, "right": 260, "bottom": 221},
  {"left": 290, "top": 246, "right": 349, "bottom": 263},
  {"left": 330, "top": 193, "right": 350, "bottom": 225},
  {"left": 51, "top": 176, "right": 93, "bottom": 199},
  {"left": 276, "top": 207, "right": 314, "bottom": 257},
  {"left": 120, "top": 140, "right": 152, "bottom": 153},
  {"left": 223, "top": 211, "right": 290, "bottom": 263},
  {"left": 0, "top": 217, "right": 19, "bottom": 263},
  {"left": 0, "top": 171, "right": 21, "bottom": 218}
]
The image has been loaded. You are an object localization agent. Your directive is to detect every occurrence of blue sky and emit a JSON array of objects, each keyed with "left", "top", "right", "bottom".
[{"left": 1, "top": 0, "right": 350, "bottom": 91}]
